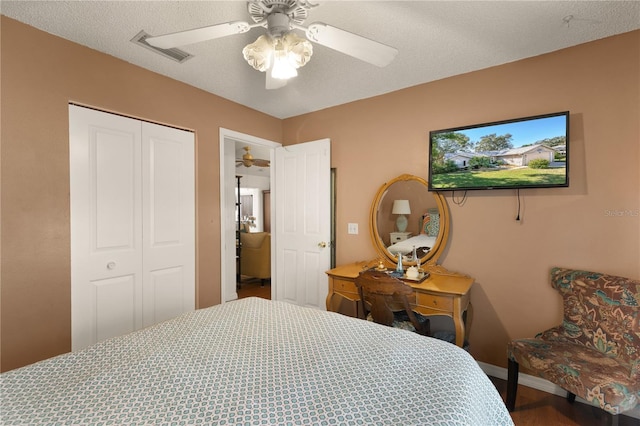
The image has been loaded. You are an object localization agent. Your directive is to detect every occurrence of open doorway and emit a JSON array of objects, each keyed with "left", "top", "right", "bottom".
[
  {"left": 219, "top": 129, "right": 280, "bottom": 303},
  {"left": 236, "top": 176, "right": 271, "bottom": 300},
  {"left": 221, "top": 131, "right": 333, "bottom": 309}
]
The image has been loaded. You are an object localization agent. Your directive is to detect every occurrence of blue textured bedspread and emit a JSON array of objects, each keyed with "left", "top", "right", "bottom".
[{"left": 1, "top": 297, "right": 513, "bottom": 425}]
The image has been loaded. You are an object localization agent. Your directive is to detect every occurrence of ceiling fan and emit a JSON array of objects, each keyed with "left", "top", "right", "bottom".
[
  {"left": 145, "top": 0, "right": 398, "bottom": 89},
  {"left": 237, "top": 146, "right": 270, "bottom": 168}
]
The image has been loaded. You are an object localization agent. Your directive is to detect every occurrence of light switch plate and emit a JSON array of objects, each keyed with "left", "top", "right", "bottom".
[{"left": 348, "top": 223, "right": 358, "bottom": 234}]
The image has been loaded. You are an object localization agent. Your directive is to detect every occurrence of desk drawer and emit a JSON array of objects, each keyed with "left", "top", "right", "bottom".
[
  {"left": 416, "top": 293, "right": 453, "bottom": 311},
  {"left": 333, "top": 278, "right": 357, "bottom": 295}
]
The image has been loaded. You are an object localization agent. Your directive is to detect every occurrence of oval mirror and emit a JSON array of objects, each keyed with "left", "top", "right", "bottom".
[{"left": 369, "top": 174, "right": 450, "bottom": 267}]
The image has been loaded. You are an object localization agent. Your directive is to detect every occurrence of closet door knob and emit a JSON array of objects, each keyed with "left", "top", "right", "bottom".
[
  {"left": 318, "top": 242, "right": 328, "bottom": 248},
  {"left": 107, "top": 262, "right": 116, "bottom": 270}
]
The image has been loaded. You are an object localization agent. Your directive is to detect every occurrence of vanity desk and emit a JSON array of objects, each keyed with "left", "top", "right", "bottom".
[
  {"left": 326, "top": 263, "right": 473, "bottom": 347},
  {"left": 326, "top": 174, "right": 474, "bottom": 348}
]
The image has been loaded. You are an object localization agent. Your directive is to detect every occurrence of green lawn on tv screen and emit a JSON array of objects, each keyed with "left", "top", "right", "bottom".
[{"left": 432, "top": 166, "right": 566, "bottom": 189}]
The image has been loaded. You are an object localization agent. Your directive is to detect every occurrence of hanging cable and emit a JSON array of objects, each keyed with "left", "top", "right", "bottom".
[{"left": 451, "top": 190, "right": 467, "bottom": 206}]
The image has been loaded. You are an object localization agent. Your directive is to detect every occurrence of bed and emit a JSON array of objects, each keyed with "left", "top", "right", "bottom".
[
  {"left": 1, "top": 297, "right": 512, "bottom": 425},
  {"left": 388, "top": 234, "right": 437, "bottom": 256}
]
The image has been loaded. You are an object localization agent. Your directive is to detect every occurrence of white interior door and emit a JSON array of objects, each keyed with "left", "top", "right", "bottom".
[
  {"left": 70, "top": 105, "right": 194, "bottom": 351},
  {"left": 273, "top": 139, "right": 331, "bottom": 310}
]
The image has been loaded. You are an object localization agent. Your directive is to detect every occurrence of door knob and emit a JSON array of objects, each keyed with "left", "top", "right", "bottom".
[
  {"left": 107, "top": 261, "right": 116, "bottom": 270},
  {"left": 318, "top": 241, "right": 328, "bottom": 248}
]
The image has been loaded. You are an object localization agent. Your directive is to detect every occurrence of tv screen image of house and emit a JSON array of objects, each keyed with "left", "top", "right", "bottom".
[{"left": 428, "top": 111, "right": 569, "bottom": 191}]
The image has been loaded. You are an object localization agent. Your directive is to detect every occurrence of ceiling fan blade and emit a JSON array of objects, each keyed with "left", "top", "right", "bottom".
[
  {"left": 146, "top": 21, "right": 251, "bottom": 49},
  {"left": 237, "top": 159, "right": 254, "bottom": 167},
  {"left": 253, "top": 159, "right": 270, "bottom": 167},
  {"left": 304, "top": 22, "right": 398, "bottom": 67}
]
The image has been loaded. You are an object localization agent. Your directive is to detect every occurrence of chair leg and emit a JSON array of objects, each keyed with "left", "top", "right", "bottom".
[
  {"left": 566, "top": 392, "right": 576, "bottom": 403},
  {"left": 506, "top": 358, "right": 519, "bottom": 412}
]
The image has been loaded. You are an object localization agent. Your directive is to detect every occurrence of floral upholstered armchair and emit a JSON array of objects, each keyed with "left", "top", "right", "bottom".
[{"left": 507, "top": 267, "right": 640, "bottom": 421}]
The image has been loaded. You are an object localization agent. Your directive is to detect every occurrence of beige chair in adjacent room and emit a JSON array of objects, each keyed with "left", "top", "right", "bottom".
[{"left": 240, "top": 232, "right": 271, "bottom": 286}]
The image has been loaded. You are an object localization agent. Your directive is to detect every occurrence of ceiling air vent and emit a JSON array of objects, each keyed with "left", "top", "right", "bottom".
[{"left": 131, "top": 30, "right": 193, "bottom": 63}]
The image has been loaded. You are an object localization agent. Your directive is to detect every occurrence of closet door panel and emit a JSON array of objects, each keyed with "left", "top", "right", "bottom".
[
  {"left": 142, "top": 122, "right": 195, "bottom": 327},
  {"left": 93, "top": 133, "right": 138, "bottom": 249},
  {"left": 70, "top": 105, "right": 143, "bottom": 351},
  {"left": 94, "top": 275, "right": 137, "bottom": 343},
  {"left": 149, "top": 267, "right": 186, "bottom": 324}
]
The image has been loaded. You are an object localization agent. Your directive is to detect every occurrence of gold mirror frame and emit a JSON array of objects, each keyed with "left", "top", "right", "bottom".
[{"left": 369, "top": 174, "right": 450, "bottom": 267}]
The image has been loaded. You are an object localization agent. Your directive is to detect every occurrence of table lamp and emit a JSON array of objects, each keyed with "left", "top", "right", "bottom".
[{"left": 392, "top": 199, "right": 411, "bottom": 232}]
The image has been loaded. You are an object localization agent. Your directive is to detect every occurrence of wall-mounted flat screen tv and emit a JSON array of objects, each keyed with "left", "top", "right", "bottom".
[{"left": 428, "top": 111, "right": 569, "bottom": 191}]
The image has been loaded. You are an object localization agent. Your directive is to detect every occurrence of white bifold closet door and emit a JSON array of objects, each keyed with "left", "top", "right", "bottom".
[{"left": 69, "top": 105, "right": 195, "bottom": 351}]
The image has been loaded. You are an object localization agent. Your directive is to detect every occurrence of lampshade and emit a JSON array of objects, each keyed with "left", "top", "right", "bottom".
[
  {"left": 242, "top": 32, "right": 313, "bottom": 80},
  {"left": 392, "top": 200, "right": 411, "bottom": 215}
]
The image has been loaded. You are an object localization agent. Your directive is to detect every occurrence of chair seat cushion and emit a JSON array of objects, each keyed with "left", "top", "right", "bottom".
[
  {"left": 365, "top": 311, "right": 429, "bottom": 333},
  {"left": 509, "top": 338, "right": 640, "bottom": 414}
]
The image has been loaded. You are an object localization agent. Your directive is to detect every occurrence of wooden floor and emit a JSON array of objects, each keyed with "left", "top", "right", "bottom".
[
  {"left": 237, "top": 276, "right": 271, "bottom": 300},
  {"left": 235, "top": 281, "right": 636, "bottom": 425},
  {"left": 490, "top": 377, "right": 637, "bottom": 426}
]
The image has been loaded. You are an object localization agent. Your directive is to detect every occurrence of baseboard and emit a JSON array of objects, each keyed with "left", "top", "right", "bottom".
[{"left": 477, "top": 361, "right": 640, "bottom": 421}]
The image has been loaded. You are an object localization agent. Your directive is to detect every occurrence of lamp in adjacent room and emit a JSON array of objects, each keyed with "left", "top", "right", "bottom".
[{"left": 392, "top": 200, "right": 411, "bottom": 232}]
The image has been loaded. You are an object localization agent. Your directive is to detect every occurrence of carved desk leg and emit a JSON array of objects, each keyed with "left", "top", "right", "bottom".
[{"left": 453, "top": 295, "right": 470, "bottom": 347}]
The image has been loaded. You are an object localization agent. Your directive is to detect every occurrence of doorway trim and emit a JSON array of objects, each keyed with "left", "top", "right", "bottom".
[{"left": 219, "top": 128, "right": 280, "bottom": 303}]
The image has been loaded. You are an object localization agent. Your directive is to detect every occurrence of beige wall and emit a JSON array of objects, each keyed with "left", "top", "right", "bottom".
[
  {"left": 2, "top": 15, "right": 638, "bottom": 372},
  {"left": 0, "top": 17, "right": 282, "bottom": 371},
  {"left": 283, "top": 30, "right": 639, "bottom": 366}
]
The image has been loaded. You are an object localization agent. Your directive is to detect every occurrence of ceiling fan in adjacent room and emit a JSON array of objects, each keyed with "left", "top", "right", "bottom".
[
  {"left": 237, "top": 146, "right": 270, "bottom": 168},
  {"left": 145, "top": 0, "right": 398, "bottom": 89}
]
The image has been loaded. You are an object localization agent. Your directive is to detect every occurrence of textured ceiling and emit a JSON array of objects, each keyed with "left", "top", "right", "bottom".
[{"left": 2, "top": 1, "right": 639, "bottom": 119}]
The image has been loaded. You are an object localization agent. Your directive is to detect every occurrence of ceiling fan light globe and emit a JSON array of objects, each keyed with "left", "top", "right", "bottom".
[
  {"left": 271, "top": 50, "right": 298, "bottom": 80},
  {"left": 283, "top": 32, "right": 313, "bottom": 68},
  {"left": 243, "top": 34, "right": 272, "bottom": 72}
]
